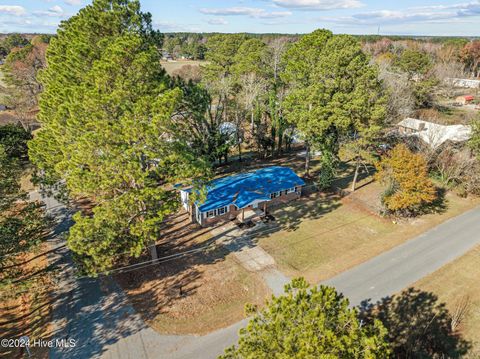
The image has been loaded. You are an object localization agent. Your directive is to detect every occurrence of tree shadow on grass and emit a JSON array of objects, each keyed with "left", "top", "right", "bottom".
[
  {"left": 265, "top": 193, "right": 342, "bottom": 233},
  {"left": 358, "top": 288, "right": 471, "bottom": 359},
  {"left": 421, "top": 187, "right": 448, "bottom": 215}
]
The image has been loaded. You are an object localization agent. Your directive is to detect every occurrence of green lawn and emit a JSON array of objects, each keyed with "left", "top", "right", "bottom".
[{"left": 259, "top": 181, "right": 480, "bottom": 284}]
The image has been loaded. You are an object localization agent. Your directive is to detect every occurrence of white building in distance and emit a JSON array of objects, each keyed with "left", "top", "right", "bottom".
[
  {"left": 397, "top": 118, "right": 472, "bottom": 149},
  {"left": 445, "top": 78, "right": 480, "bottom": 89}
]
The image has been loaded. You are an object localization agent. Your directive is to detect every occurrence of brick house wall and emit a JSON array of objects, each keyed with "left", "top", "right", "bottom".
[{"left": 198, "top": 186, "right": 302, "bottom": 227}]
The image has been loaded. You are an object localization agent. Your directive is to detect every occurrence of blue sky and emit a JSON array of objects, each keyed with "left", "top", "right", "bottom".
[{"left": 1, "top": 0, "right": 479, "bottom": 36}]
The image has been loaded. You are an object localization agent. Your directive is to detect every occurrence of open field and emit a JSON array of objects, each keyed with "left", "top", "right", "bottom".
[
  {"left": 160, "top": 60, "right": 206, "bottom": 76},
  {"left": 414, "top": 245, "right": 480, "bottom": 357},
  {"left": 259, "top": 181, "right": 480, "bottom": 284}
]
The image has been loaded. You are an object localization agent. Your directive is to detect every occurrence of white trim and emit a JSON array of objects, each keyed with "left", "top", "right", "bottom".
[{"left": 204, "top": 206, "right": 229, "bottom": 219}]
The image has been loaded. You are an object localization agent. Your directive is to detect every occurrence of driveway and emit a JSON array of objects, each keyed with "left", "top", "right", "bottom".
[{"left": 36, "top": 190, "right": 480, "bottom": 359}]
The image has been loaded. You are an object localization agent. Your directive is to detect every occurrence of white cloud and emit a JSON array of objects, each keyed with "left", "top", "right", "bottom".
[
  {"left": 207, "top": 18, "right": 228, "bottom": 25},
  {"left": 65, "top": 0, "right": 82, "bottom": 5},
  {"left": 319, "top": 0, "right": 480, "bottom": 25},
  {"left": 272, "top": 0, "right": 363, "bottom": 10},
  {"left": 34, "top": 5, "right": 67, "bottom": 18},
  {"left": 0, "top": 5, "right": 27, "bottom": 16},
  {"left": 200, "top": 7, "right": 292, "bottom": 19}
]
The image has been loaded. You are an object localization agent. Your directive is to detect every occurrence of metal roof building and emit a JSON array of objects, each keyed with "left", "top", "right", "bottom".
[{"left": 180, "top": 166, "right": 305, "bottom": 225}]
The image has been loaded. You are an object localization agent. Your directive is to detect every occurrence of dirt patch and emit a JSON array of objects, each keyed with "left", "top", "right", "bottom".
[
  {"left": 0, "top": 243, "right": 54, "bottom": 359},
  {"left": 160, "top": 60, "right": 206, "bottom": 76},
  {"left": 115, "top": 211, "right": 270, "bottom": 335}
]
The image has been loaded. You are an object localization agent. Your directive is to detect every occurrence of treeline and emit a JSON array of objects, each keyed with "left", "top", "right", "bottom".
[{"left": 161, "top": 32, "right": 477, "bottom": 59}]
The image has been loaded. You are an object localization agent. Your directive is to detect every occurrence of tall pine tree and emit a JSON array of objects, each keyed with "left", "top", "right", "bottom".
[{"left": 29, "top": 0, "right": 208, "bottom": 275}]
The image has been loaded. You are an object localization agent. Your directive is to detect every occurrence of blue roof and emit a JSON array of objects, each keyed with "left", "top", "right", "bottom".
[{"left": 188, "top": 166, "right": 305, "bottom": 212}]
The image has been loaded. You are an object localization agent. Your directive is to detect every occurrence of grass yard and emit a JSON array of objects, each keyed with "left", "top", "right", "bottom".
[
  {"left": 117, "top": 250, "right": 269, "bottom": 335},
  {"left": 414, "top": 246, "right": 480, "bottom": 357},
  {"left": 259, "top": 181, "right": 480, "bottom": 284},
  {"left": 116, "top": 211, "right": 270, "bottom": 335}
]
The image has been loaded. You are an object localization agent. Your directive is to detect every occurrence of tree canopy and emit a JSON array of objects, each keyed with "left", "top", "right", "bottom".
[
  {"left": 375, "top": 144, "right": 437, "bottom": 215},
  {"left": 221, "top": 278, "right": 390, "bottom": 359},
  {"left": 28, "top": 0, "right": 208, "bottom": 275},
  {"left": 282, "top": 29, "right": 386, "bottom": 182},
  {"left": 0, "top": 125, "right": 50, "bottom": 268}
]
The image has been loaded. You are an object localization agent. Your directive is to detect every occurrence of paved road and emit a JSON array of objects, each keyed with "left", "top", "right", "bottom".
[
  {"left": 324, "top": 206, "right": 480, "bottom": 306},
  {"left": 36, "top": 190, "right": 480, "bottom": 359}
]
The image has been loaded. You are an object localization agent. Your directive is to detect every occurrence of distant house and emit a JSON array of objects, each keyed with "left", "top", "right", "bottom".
[
  {"left": 161, "top": 50, "right": 173, "bottom": 61},
  {"left": 455, "top": 95, "right": 475, "bottom": 105},
  {"left": 397, "top": 118, "right": 472, "bottom": 149},
  {"left": 180, "top": 166, "right": 305, "bottom": 226},
  {"left": 446, "top": 78, "right": 480, "bottom": 89}
]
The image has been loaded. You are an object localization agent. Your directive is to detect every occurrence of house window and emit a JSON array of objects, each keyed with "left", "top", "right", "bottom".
[
  {"left": 286, "top": 187, "right": 296, "bottom": 194},
  {"left": 270, "top": 191, "right": 281, "bottom": 199},
  {"left": 206, "top": 206, "right": 228, "bottom": 218}
]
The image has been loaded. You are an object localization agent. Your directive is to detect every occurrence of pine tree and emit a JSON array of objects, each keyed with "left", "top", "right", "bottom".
[
  {"left": 282, "top": 29, "right": 386, "bottom": 182},
  {"left": 28, "top": 0, "right": 208, "bottom": 275},
  {"left": 221, "top": 278, "right": 390, "bottom": 358}
]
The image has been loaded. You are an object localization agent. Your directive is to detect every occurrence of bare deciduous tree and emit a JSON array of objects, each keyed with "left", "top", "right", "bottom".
[
  {"left": 378, "top": 62, "right": 415, "bottom": 124},
  {"left": 450, "top": 295, "right": 471, "bottom": 332}
]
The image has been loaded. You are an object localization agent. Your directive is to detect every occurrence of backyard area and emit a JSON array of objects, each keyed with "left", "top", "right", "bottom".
[{"left": 415, "top": 245, "right": 480, "bottom": 357}]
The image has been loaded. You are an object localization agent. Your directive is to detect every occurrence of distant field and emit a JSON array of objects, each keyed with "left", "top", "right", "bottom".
[{"left": 160, "top": 60, "right": 206, "bottom": 75}]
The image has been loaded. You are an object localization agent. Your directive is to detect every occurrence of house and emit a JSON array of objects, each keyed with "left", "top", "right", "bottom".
[
  {"left": 455, "top": 95, "right": 475, "bottom": 105},
  {"left": 397, "top": 118, "right": 472, "bottom": 149},
  {"left": 180, "top": 166, "right": 305, "bottom": 226},
  {"left": 161, "top": 50, "right": 173, "bottom": 61},
  {"left": 446, "top": 78, "right": 480, "bottom": 89}
]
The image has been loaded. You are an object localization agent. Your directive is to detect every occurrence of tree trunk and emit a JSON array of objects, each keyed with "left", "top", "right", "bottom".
[
  {"left": 277, "top": 130, "right": 283, "bottom": 157},
  {"left": 351, "top": 158, "right": 360, "bottom": 192},
  {"left": 305, "top": 142, "right": 311, "bottom": 176},
  {"left": 149, "top": 241, "right": 158, "bottom": 262},
  {"left": 250, "top": 111, "right": 255, "bottom": 138}
]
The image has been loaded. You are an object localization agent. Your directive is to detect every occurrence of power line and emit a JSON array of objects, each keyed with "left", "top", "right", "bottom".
[
  {"left": 0, "top": 168, "right": 372, "bottom": 261},
  {"left": 2, "top": 210, "right": 374, "bottom": 297}
]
